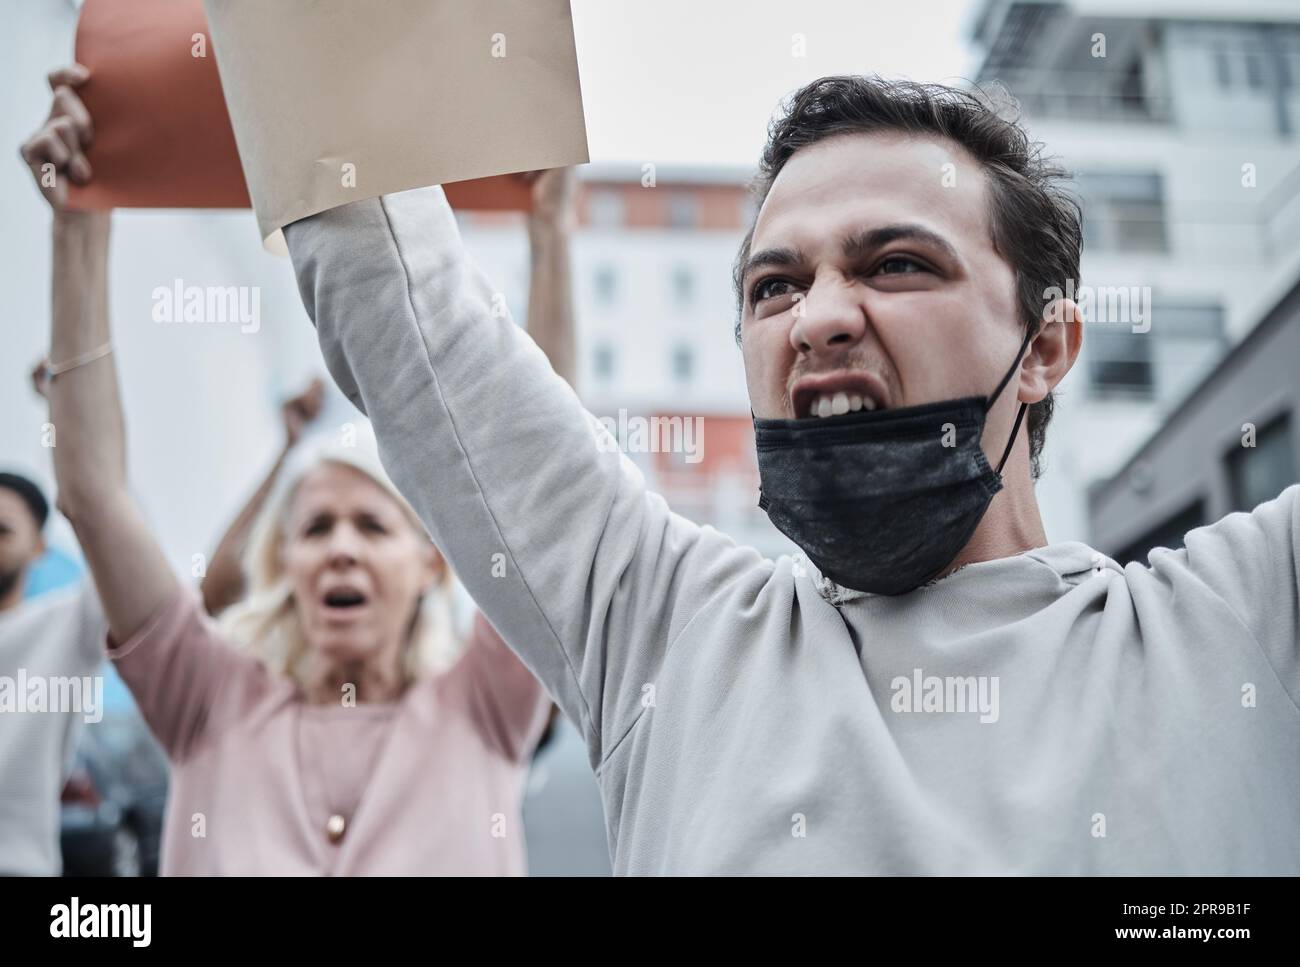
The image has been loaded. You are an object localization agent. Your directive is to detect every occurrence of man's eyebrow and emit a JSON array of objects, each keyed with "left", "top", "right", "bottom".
[
  {"left": 841, "top": 223, "right": 961, "bottom": 264},
  {"left": 740, "top": 245, "right": 807, "bottom": 288},
  {"left": 741, "top": 223, "right": 960, "bottom": 289}
]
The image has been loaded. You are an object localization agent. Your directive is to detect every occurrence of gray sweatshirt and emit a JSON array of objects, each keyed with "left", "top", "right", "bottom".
[{"left": 285, "top": 185, "right": 1300, "bottom": 874}]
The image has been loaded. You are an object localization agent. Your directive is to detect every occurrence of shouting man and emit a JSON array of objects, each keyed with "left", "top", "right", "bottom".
[{"left": 281, "top": 76, "right": 1298, "bottom": 873}]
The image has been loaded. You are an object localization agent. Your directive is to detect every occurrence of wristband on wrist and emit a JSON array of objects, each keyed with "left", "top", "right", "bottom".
[{"left": 47, "top": 341, "right": 113, "bottom": 378}]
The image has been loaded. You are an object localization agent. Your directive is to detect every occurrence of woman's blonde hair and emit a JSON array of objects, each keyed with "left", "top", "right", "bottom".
[{"left": 217, "top": 424, "right": 466, "bottom": 688}]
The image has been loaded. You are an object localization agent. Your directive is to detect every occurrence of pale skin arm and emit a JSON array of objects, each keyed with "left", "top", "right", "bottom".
[
  {"left": 200, "top": 377, "right": 324, "bottom": 616},
  {"left": 35, "top": 350, "right": 326, "bottom": 620},
  {"left": 199, "top": 448, "right": 289, "bottom": 616},
  {"left": 22, "top": 66, "right": 178, "bottom": 644},
  {"left": 520, "top": 167, "right": 578, "bottom": 390},
  {"left": 516, "top": 167, "right": 580, "bottom": 745}
]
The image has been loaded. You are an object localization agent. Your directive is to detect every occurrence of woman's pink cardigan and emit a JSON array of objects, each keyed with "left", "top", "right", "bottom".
[{"left": 106, "top": 586, "right": 552, "bottom": 875}]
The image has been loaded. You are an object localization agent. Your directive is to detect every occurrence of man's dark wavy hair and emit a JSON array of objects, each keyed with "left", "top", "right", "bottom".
[{"left": 732, "top": 75, "right": 1083, "bottom": 480}]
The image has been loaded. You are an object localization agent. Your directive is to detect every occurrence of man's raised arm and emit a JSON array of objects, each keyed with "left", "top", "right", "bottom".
[{"left": 283, "top": 185, "right": 764, "bottom": 767}]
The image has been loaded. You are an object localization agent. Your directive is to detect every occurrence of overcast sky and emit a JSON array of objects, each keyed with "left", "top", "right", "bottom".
[{"left": 571, "top": 0, "right": 980, "bottom": 168}]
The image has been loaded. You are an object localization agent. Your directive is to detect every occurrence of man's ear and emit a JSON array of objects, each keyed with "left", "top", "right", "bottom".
[{"left": 1021, "top": 298, "right": 1084, "bottom": 403}]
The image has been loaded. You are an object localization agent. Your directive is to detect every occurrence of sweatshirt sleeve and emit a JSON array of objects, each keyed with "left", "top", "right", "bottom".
[
  {"left": 283, "top": 185, "right": 768, "bottom": 768},
  {"left": 1172, "top": 483, "right": 1300, "bottom": 709}
]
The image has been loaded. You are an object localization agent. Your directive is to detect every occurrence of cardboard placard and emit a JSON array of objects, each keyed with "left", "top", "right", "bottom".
[
  {"left": 202, "top": 0, "right": 588, "bottom": 245},
  {"left": 64, "top": 0, "right": 570, "bottom": 250}
]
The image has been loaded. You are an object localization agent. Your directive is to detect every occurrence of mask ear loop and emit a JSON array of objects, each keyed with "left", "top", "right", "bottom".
[
  {"left": 994, "top": 402, "right": 1028, "bottom": 475},
  {"left": 989, "top": 327, "right": 1037, "bottom": 476}
]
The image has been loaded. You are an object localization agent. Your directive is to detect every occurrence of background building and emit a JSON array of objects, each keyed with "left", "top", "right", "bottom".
[
  {"left": 970, "top": 0, "right": 1300, "bottom": 541},
  {"left": 1088, "top": 275, "right": 1299, "bottom": 563}
]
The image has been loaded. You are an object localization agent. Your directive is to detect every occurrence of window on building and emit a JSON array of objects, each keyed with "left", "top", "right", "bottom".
[
  {"left": 671, "top": 266, "right": 694, "bottom": 308},
  {"left": 1178, "top": 23, "right": 1300, "bottom": 136},
  {"left": 1277, "top": 37, "right": 1294, "bottom": 87},
  {"left": 1245, "top": 50, "right": 1265, "bottom": 90},
  {"left": 667, "top": 192, "right": 698, "bottom": 229},
  {"left": 593, "top": 264, "right": 618, "bottom": 306},
  {"left": 1116, "top": 58, "right": 1147, "bottom": 114},
  {"left": 1157, "top": 303, "right": 1225, "bottom": 340},
  {"left": 1088, "top": 330, "right": 1154, "bottom": 397},
  {"left": 593, "top": 342, "right": 616, "bottom": 382},
  {"left": 1147, "top": 302, "right": 1228, "bottom": 404},
  {"left": 588, "top": 189, "right": 624, "bottom": 229},
  {"left": 1214, "top": 47, "right": 1232, "bottom": 88},
  {"left": 1112, "top": 498, "right": 1206, "bottom": 566},
  {"left": 670, "top": 344, "right": 694, "bottom": 384},
  {"left": 1076, "top": 172, "right": 1168, "bottom": 253},
  {"left": 1227, "top": 412, "right": 1295, "bottom": 513}
]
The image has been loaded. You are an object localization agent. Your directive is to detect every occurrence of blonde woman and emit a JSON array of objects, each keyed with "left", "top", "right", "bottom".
[{"left": 21, "top": 66, "right": 574, "bottom": 874}]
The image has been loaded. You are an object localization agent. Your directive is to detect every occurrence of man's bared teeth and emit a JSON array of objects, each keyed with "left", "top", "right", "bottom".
[{"left": 810, "top": 391, "right": 876, "bottom": 417}]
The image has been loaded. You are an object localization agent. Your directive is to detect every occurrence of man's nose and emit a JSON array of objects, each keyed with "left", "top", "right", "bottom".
[{"left": 789, "top": 272, "right": 868, "bottom": 356}]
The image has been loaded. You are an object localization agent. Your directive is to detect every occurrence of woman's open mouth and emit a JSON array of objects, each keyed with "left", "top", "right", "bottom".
[{"left": 321, "top": 585, "right": 370, "bottom": 617}]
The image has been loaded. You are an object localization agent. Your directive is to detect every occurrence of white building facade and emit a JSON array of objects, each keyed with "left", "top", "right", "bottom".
[{"left": 970, "top": 0, "right": 1300, "bottom": 540}]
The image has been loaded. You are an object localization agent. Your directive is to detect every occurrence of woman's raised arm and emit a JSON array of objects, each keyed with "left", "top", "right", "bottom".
[{"left": 22, "top": 65, "right": 178, "bottom": 644}]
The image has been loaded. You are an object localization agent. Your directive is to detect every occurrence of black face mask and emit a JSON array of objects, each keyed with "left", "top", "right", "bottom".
[{"left": 753, "top": 330, "right": 1034, "bottom": 596}]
